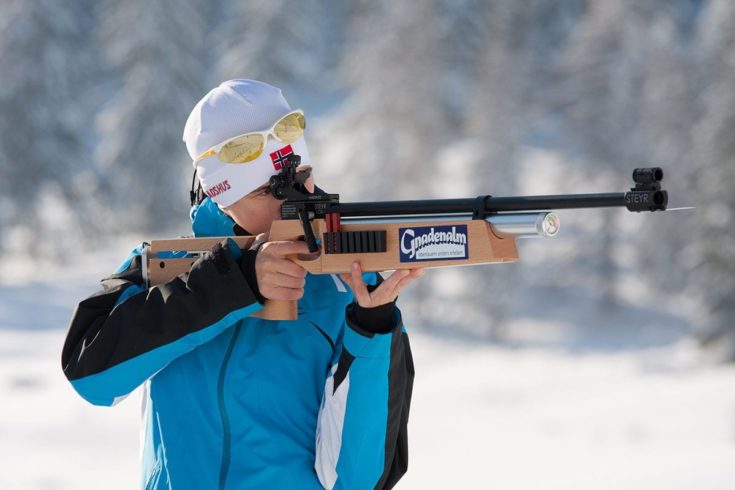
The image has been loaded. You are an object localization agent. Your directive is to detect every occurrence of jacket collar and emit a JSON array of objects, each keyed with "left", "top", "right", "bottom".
[{"left": 190, "top": 197, "right": 237, "bottom": 237}]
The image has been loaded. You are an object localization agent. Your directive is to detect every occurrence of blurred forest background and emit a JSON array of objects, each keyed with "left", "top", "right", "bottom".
[{"left": 0, "top": 0, "right": 733, "bottom": 358}]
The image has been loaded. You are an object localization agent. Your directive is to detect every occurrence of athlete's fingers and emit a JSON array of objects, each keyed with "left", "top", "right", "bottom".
[
  {"left": 260, "top": 240, "right": 312, "bottom": 258},
  {"left": 348, "top": 262, "right": 371, "bottom": 306},
  {"left": 256, "top": 242, "right": 308, "bottom": 278},
  {"left": 250, "top": 232, "right": 269, "bottom": 250},
  {"left": 268, "top": 257, "right": 308, "bottom": 278},
  {"left": 379, "top": 269, "right": 410, "bottom": 295},
  {"left": 263, "top": 272, "right": 306, "bottom": 290},
  {"left": 393, "top": 268, "right": 425, "bottom": 295}
]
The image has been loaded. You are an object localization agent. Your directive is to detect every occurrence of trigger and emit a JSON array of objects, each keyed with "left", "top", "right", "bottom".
[{"left": 298, "top": 207, "right": 319, "bottom": 253}]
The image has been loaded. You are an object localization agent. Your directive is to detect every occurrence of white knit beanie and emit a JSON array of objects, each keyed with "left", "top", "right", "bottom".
[{"left": 183, "top": 79, "right": 311, "bottom": 208}]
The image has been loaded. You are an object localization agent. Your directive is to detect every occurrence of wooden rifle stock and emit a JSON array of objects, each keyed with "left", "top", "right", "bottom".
[{"left": 144, "top": 216, "right": 521, "bottom": 321}]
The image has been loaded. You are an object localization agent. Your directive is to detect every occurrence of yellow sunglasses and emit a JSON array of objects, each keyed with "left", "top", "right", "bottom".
[{"left": 195, "top": 109, "right": 305, "bottom": 164}]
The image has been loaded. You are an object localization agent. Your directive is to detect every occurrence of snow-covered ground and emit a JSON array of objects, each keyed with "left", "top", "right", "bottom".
[{"left": 1, "top": 244, "right": 734, "bottom": 490}]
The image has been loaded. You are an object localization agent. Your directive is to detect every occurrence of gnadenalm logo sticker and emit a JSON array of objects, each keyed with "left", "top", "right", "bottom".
[{"left": 399, "top": 225, "right": 469, "bottom": 262}]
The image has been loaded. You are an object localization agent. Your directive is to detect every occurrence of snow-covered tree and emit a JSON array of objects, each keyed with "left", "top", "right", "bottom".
[
  {"left": 0, "top": 0, "right": 100, "bottom": 255},
  {"left": 689, "top": 0, "right": 735, "bottom": 360},
  {"left": 553, "top": 0, "right": 680, "bottom": 307},
  {"left": 420, "top": 0, "right": 588, "bottom": 338},
  {"left": 94, "top": 0, "right": 211, "bottom": 233},
  {"left": 1, "top": 0, "right": 732, "bottom": 357},
  {"left": 321, "top": 0, "right": 451, "bottom": 200},
  {"left": 630, "top": 3, "right": 703, "bottom": 296},
  {"left": 212, "top": 0, "right": 345, "bottom": 96},
  {"left": 319, "top": 1, "right": 463, "bottom": 332}
]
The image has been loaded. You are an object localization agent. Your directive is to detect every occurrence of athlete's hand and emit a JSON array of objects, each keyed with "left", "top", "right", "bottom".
[
  {"left": 255, "top": 241, "right": 311, "bottom": 301},
  {"left": 340, "top": 261, "right": 424, "bottom": 308}
]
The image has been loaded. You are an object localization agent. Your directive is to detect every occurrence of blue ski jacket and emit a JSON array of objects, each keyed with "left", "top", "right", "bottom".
[{"left": 61, "top": 198, "right": 414, "bottom": 489}]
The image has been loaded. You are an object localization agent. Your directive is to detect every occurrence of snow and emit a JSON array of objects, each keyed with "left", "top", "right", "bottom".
[
  {"left": 403, "top": 336, "right": 735, "bottom": 490},
  {"left": 1, "top": 244, "right": 734, "bottom": 489}
]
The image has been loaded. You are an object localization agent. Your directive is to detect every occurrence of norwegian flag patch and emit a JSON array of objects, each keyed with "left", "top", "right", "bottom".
[{"left": 270, "top": 145, "right": 294, "bottom": 170}]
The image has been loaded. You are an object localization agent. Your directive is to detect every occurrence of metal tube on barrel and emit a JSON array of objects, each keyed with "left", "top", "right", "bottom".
[
  {"left": 342, "top": 212, "right": 560, "bottom": 238},
  {"left": 487, "top": 212, "right": 560, "bottom": 238}
]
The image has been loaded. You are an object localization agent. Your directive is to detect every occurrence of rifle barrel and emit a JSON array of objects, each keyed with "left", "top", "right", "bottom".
[
  {"left": 334, "top": 193, "right": 627, "bottom": 217},
  {"left": 483, "top": 193, "right": 626, "bottom": 212}
]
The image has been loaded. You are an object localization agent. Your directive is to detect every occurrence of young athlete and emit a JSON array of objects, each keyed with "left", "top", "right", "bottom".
[{"left": 62, "top": 79, "right": 422, "bottom": 489}]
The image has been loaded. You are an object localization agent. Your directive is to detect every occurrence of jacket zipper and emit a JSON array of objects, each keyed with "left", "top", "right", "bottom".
[{"left": 218, "top": 325, "right": 241, "bottom": 490}]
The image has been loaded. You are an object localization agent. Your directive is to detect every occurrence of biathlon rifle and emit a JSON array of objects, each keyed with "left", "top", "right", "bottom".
[{"left": 144, "top": 155, "right": 669, "bottom": 320}]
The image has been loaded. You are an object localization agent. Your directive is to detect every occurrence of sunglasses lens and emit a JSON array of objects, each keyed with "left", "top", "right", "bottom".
[
  {"left": 219, "top": 134, "right": 264, "bottom": 163},
  {"left": 274, "top": 112, "right": 305, "bottom": 144}
]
